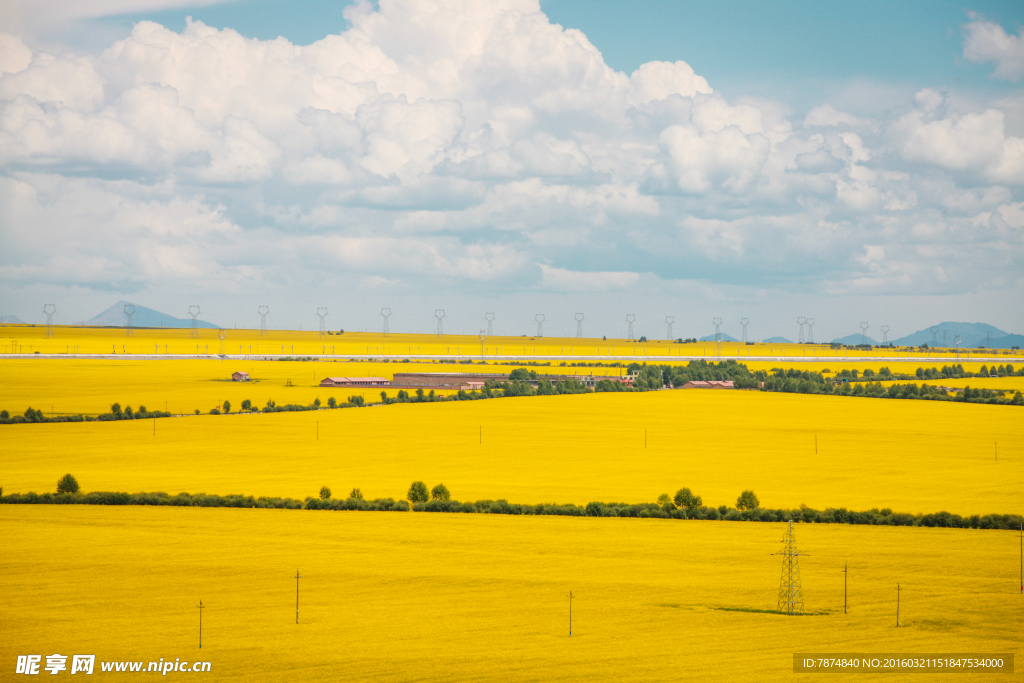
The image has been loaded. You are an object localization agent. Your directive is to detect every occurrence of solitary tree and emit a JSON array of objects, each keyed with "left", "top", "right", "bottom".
[
  {"left": 222, "top": 400, "right": 230, "bottom": 413},
  {"left": 736, "top": 490, "right": 760, "bottom": 510},
  {"left": 313, "top": 397, "right": 321, "bottom": 408},
  {"left": 319, "top": 486, "right": 331, "bottom": 500},
  {"left": 349, "top": 487, "right": 364, "bottom": 500},
  {"left": 430, "top": 483, "right": 451, "bottom": 501},
  {"left": 241, "top": 399, "right": 252, "bottom": 411},
  {"left": 327, "top": 396, "right": 337, "bottom": 408},
  {"left": 57, "top": 473, "right": 80, "bottom": 494},
  {"left": 674, "top": 487, "right": 703, "bottom": 510},
  {"left": 408, "top": 481, "right": 429, "bottom": 503}
]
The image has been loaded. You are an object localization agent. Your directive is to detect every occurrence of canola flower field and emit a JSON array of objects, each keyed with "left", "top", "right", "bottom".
[
  {"left": 0, "top": 356, "right": 1011, "bottom": 418},
  {"left": 2, "top": 388, "right": 1021, "bottom": 515},
  {"left": 2, "top": 324, "right": 1017, "bottom": 361},
  {"left": 3, "top": 328, "right": 1022, "bottom": 682},
  {"left": 2, "top": 505, "right": 1020, "bottom": 683}
]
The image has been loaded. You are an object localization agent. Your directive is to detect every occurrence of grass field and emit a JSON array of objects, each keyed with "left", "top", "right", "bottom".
[
  {"left": 2, "top": 506, "right": 1020, "bottom": 683},
  {"left": 3, "top": 324, "right": 1018, "bottom": 361},
  {"left": 3, "top": 389, "right": 1021, "bottom": 515}
]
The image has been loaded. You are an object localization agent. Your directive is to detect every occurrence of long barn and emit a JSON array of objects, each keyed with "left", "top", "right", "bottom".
[{"left": 319, "top": 377, "right": 390, "bottom": 387}]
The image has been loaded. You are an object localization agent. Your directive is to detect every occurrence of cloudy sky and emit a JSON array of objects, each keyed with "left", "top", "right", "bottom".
[{"left": 1, "top": 0, "right": 1021, "bottom": 340}]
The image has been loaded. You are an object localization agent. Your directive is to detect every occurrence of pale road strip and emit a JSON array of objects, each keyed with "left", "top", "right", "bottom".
[{"left": 0, "top": 354, "right": 1015, "bottom": 363}]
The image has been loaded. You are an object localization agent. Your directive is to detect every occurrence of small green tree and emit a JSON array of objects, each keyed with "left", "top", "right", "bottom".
[
  {"left": 674, "top": 487, "right": 703, "bottom": 510},
  {"left": 349, "top": 487, "right": 364, "bottom": 500},
  {"left": 348, "top": 395, "right": 364, "bottom": 406},
  {"left": 736, "top": 490, "right": 760, "bottom": 510},
  {"left": 313, "top": 397, "right": 321, "bottom": 408},
  {"left": 319, "top": 486, "right": 331, "bottom": 500},
  {"left": 222, "top": 400, "right": 231, "bottom": 413},
  {"left": 57, "top": 473, "right": 80, "bottom": 494},
  {"left": 327, "top": 396, "right": 337, "bottom": 408},
  {"left": 430, "top": 483, "right": 451, "bottom": 501},
  {"left": 111, "top": 403, "right": 122, "bottom": 416},
  {"left": 408, "top": 481, "right": 429, "bottom": 503},
  {"left": 241, "top": 399, "right": 252, "bottom": 411},
  {"left": 657, "top": 493, "right": 674, "bottom": 511}
]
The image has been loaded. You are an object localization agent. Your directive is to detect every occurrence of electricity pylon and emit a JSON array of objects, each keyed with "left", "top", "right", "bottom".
[{"left": 776, "top": 520, "right": 805, "bottom": 615}]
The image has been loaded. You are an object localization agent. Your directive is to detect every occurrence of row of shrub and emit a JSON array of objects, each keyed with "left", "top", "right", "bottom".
[
  {"left": 2, "top": 489, "right": 1020, "bottom": 530},
  {"left": 1, "top": 403, "right": 173, "bottom": 424},
  {"left": 0, "top": 490, "right": 303, "bottom": 508}
]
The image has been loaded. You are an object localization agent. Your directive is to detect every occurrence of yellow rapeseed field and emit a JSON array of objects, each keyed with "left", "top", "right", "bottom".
[
  {"left": 2, "top": 389, "right": 1021, "bottom": 515},
  {"left": 0, "top": 357, "right": 1011, "bottom": 418},
  {"left": 2, "top": 324, "right": 1017, "bottom": 362},
  {"left": 1, "top": 506, "right": 1020, "bottom": 682}
]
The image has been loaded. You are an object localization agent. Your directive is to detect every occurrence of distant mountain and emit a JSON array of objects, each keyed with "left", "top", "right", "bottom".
[
  {"left": 86, "top": 301, "right": 220, "bottom": 329},
  {"left": 1, "top": 315, "right": 28, "bottom": 324},
  {"left": 892, "top": 322, "right": 1008, "bottom": 348},
  {"left": 982, "top": 333, "right": 1024, "bottom": 349},
  {"left": 762, "top": 336, "right": 793, "bottom": 343},
  {"left": 832, "top": 333, "right": 880, "bottom": 346},
  {"left": 699, "top": 333, "right": 739, "bottom": 342}
]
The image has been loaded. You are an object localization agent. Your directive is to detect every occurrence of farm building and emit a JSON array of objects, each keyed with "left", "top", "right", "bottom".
[
  {"left": 319, "top": 377, "right": 390, "bottom": 388},
  {"left": 391, "top": 372, "right": 508, "bottom": 389},
  {"left": 231, "top": 371, "right": 249, "bottom": 382},
  {"left": 679, "top": 380, "right": 734, "bottom": 389}
]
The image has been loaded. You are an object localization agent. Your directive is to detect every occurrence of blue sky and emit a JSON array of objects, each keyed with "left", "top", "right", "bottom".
[{"left": 1, "top": 0, "right": 1022, "bottom": 339}]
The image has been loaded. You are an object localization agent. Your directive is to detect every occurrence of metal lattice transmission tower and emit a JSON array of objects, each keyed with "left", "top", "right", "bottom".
[
  {"left": 880, "top": 325, "right": 890, "bottom": 344},
  {"left": 381, "top": 308, "right": 391, "bottom": 336},
  {"left": 797, "top": 317, "right": 806, "bottom": 344},
  {"left": 713, "top": 317, "right": 723, "bottom": 342},
  {"left": 435, "top": 309, "right": 445, "bottom": 337},
  {"left": 316, "top": 307, "right": 328, "bottom": 337},
  {"left": 776, "top": 520, "right": 805, "bottom": 615},
  {"left": 740, "top": 318, "right": 749, "bottom": 343},
  {"left": 43, "top": 304, "right": 56, "bottom": 338},
  {"left": 860, "top": 322, "right": 869, "bottom": 346},
  {"left": 124, "top": 303, "right": 136, "bottom": 337},
  {"left": 930, "top": 326, "right": 939, "bottom": 347},
  {"left": 258, "top": 306, "right": 269, "bottom": 336},
  {"left": 189, "top": 305, "right": 201, "bottom": 338},
  {"left": 625, "top": 314, "right": 636, "bottom": 340},
  {"left": 941, "top": 330, "right": 948, "bottom": 347},
  {"left": 485, "top": 312, "right": 495, "bottom": 337},
  {"left": 535, "top": 314, "right": 545, "bottom": 338},
  {"left": 665, "top": 316, "right": 674, "bottom": 340},
  {"left": 575, "top": 313, "right": 585, "bottom": 338},
  {"left": 806, "top": 318, "right": 815, "bottom": 344}
]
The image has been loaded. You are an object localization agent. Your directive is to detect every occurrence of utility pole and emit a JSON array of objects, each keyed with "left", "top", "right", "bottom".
[
  {"left": 198, "top": 600, "right": 204, "bottom": 649},
  {"left": 294, "top": 569, "right": 302, "bottom": 624},
  {"left": 841, "top": 564, "right": 848, "bottom": 614},
  {"left": 568, "top": 591, "right": 574, "bottom": 637},
  {"left": 896, "top": 584, "right": 901, "bottom": 627}
]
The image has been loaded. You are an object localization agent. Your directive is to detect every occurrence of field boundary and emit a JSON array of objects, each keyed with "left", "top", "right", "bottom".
[{"left": 1, "top": 491, "right": 1020, "bottom": 531}]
